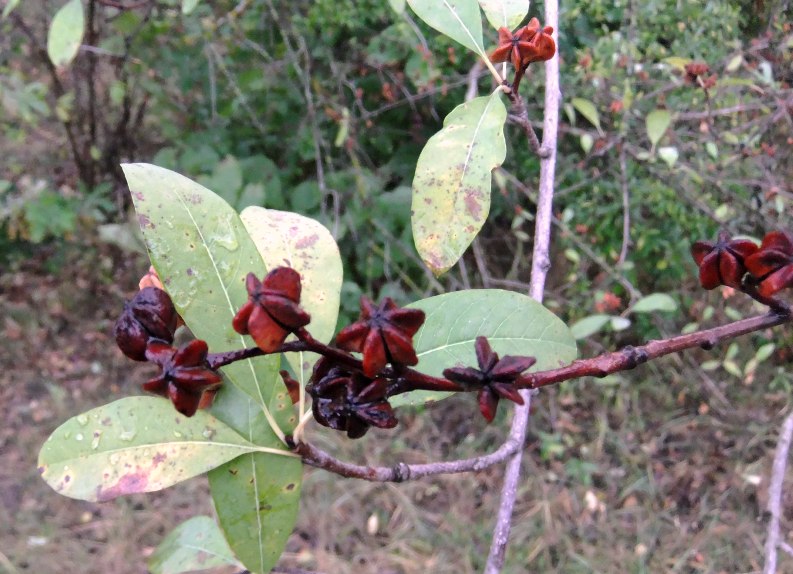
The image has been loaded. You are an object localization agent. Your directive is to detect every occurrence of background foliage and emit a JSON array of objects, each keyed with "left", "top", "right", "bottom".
[{"left": 1, "top": 0, "right": 792, "bottom": 571}]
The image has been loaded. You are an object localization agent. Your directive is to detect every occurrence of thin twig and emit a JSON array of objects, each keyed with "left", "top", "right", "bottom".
[
  {"left": 506, "top": 95, "right": 547, "bottom": 158},
  {"left": 484, "top": 1, "right": 560, "bottom": 571},
  {"left": 617, "top": 144, "right": 631, "bottom": 267},
  {"left": 763, "top": 411, "right": 793, "bottom": 574},
  {"left": 289, "top": 433, "right": 524, "bottom": 481},
  {"left": 95, "top": 0, "right": 150, "bottom": 8},
  {"left": 520, "top": 308, "right": 791, "bottom": 389}
]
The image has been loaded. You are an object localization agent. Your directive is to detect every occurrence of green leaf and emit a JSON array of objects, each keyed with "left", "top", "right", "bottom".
[
  {"left": 662, "top": 56, "right": 691, "bottom": 71},
  {"left": 240, "top": 207, "right": 343, "bottom": 378},
  {"left": 198, "top": 156, "right": 244, "bottom": 207},
  {"left": 391, "top": 290, "right": 577, "bottom": 407},
  {"left": 388, "top": 0, "right": 406, "bottom": 14},
  {"left": 646, "top": 109, "right": 672, "bottom": 148},
  {"left": 406, "top": 0, "right": 485, "bottom": 55},
  {"left": 570, "top": 314, "right": 612, "bottom": 340},
  {"left": 121, "top": 163, "right": 289, "bottom": 437},
  {"left": 2, "top": 0, "right": 21, "bottom": 19},
  {"left": 754, "top": 343, "right": 776, "bottom": 364},
  {"left": 631, "top": 293, "right": 678, "bottom": 314},
  {"left": 208, "top": 385, "right": 303, "bottom": 574},
  {"left": 182, "top": 0, "right": 200, "bottom": 14},
  {"left": 38, "top": 397, "right": 267, "bottom": 502},
  {"left": 149, "top": 516, "right": 241, "bottom": 574},
  {"left": 411, "top": 92, "right": 507, "bottom": 275},
  {"left": 47, "top": 0, "right": 85, "bottom": 68},
  {"left": 571, "top": 98, "right": 603, "bottom": 136},
  {"left": 658, "top": 146, "right": 679, "bottom": 168},
  {"left": 580, "top": 133, "right": 594, "bottom": 154},
  {"left": 477, "top": 0, "right": 529, "bottom": 31}
]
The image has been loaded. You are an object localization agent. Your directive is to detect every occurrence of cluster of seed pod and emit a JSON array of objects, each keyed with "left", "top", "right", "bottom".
[{"left": 114, "top": 266, "right": 536, "bottom": 437}]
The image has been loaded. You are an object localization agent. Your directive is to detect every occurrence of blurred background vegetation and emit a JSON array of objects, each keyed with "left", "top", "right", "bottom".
[{"left": 1, "top": 0, "right": 792, "bottom": 572}]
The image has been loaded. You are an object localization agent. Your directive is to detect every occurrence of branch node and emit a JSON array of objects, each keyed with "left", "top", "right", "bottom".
[{"left": 391, "top": 462, "right": 411, "bottom": 482}]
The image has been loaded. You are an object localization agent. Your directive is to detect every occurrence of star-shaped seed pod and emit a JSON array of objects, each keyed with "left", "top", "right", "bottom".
[
  {"left": 745, "top": 231, "right": 793, "bottom": 298},
  {"left": 335, "top": 297, "right": 426, "bottom": 377},
  {"left": 143, "top": 339, "right": 223, "bottom": 417},
  {"left": 306, "top": 358, "right": 398, "bottom": 439},
  {"left": 232, "top": 267, "right": 311, "bottom": 353},
  {"left": 114, "top": 287, "right": 179, "bottom": 361},
  {"left": 690, "top": 230, "right": 759, "bottom": 290},
  {"left": 443, "top": 337, "right": 536, "bottom": 423},
  {"left": 490, "top": 18, "right": 556, "bottom": 71}
]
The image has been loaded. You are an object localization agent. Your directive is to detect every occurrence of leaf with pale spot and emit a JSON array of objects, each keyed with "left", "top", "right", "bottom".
[
  {"left": 121, "top": 163, "right": 290, "bottom": 435},
  {"left": 38, "top": 397, "right": 265, "bottom": 502},
  {"left": 412, "top": 92, "right": 507, "bottom": 275}
]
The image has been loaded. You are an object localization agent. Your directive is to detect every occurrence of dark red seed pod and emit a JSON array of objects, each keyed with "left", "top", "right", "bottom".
[
  {"left": 143, "top": 340, "right": 223, "bottom": 417},
  {"left": 443, "top": 336, "right": 534, "bottom": 423},
  {"left": 690, "top": 230, "right": 758, "bottom": 290},
  {"left": 114, "top": 287, "right": 178, "bottom": 361},
  {"left": 233, "top": 268, "right": 311, "bottom": 353},
  {"left": 745, "top": 231, "right": 793, "bottom": 298},
  {"left": 336, "top": 297, "right": 425, "bottom": 377}
]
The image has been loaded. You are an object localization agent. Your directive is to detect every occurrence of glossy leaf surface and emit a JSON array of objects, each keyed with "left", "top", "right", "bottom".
[
  {"left": 149, "top": 516, "right": 241, "bottom": 573},
  {"left": 412, "top": 92, "right": 507, "bottom": 275},
  {"left": 38, "top": 397, "right": 260, "bottom": 502},
  {"left": 406, "top": 0, "right": 485, "bottom": 55},
  {"left": 391, "top": 290, "right": 577, "bottom": 407}
]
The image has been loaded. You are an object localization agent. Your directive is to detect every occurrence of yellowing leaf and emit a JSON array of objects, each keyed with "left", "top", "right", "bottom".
[
  {"left": 38, "top": 397, "right": 266, "bottom": 502},
  {"left": 412, "top": 91, "right": 507, "bottom": 275}
]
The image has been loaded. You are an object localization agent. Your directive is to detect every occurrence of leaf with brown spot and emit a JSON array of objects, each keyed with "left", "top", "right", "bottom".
[
  {"left": 411, "top": 92, "right": 507, "bottom": 275},
  {"left": 38, "top": 397, "right": 271, "bottom": 502}
]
